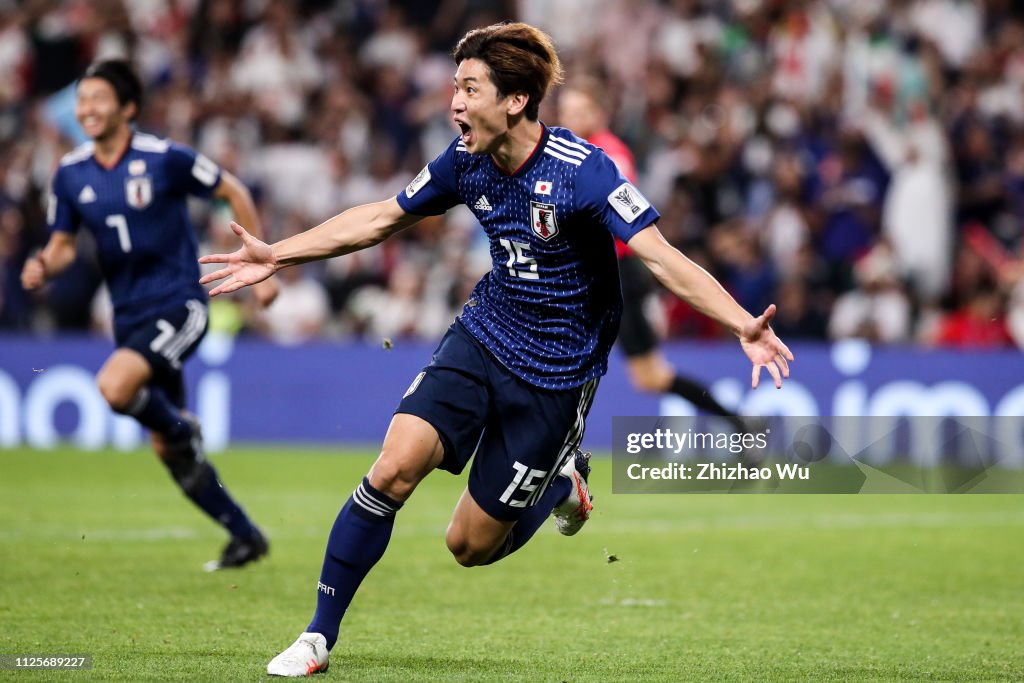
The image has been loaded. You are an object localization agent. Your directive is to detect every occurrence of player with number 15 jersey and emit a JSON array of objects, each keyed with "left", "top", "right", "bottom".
[
  {"left": 200, "top": 23, "right": 792, "bottom": 675},
  {"left": 397, "top": 125, "right": 659, "bottom": 389}
]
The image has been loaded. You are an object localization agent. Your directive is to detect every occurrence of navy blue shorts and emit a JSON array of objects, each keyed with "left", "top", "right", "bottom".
[
  {"left": 396, "top": 321, "right": 598, "bottom": 522},
  {"left": 113, "top": 298, "right": 208, "bottom": 408}
]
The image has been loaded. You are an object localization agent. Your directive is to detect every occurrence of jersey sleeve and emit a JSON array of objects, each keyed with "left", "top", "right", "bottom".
[
  {"left": 48, "top": 167, "right": 80, "bottom": 235},
  {"left": 395, "top": 138, "right": 462, "bottom": 216},
  {"left": 164, "top": 141, "right": 222, "bottom": 198},
  {"left": 576, "top": 149, "right": 660, "bottom": 243}
]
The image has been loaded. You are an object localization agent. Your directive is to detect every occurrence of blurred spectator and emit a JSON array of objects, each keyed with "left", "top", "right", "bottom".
[
  {"left": 829, "top": 243, "right": 912, "bottom": 343},
  {"left": 254, "top": 263, "right": 331, "bottom": 345},
  {"left": 932, "top": 287, "right": 1012, "bottom": 348},
  {"left": 231, "top": 0, "right": 323, "bottom": 128},
  {"left": 347, "top": 260, "right": 450, "bottom": 341},
  {"left": 769, "top": 278, "right": 828, "bottom": 340},
  {"left": 862, "top": 100, "right": 952, "bottom": 301},
  {"left": 1, "top": 0, "right": 1022, "bottom": 350}
]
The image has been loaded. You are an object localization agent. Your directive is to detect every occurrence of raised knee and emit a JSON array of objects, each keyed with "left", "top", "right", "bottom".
[
  {"left": 450, "top": 545, "right": 485, "bottom": 568},
  {"left": 445, "top": 528, "right": 492, "bottom": 567}
]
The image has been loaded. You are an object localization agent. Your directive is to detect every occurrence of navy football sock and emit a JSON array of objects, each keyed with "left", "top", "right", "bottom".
[
  {"left": 161, "top": 440, "right": 258, "bottom": 540},
  {"left": 124, "top": 386, "right": 192, "bottom": 442},
  {"left": 308, "top": 477, "right": 402, "bottom": 650},
  {"left": 484, "top": 475, "right": 571, "bottom": 565},
  {"left": 669, "top": 375, "right": 745, "bottom": 431},
  {"left": 186, "top": 461, "right": 259, "bottom": 539}
]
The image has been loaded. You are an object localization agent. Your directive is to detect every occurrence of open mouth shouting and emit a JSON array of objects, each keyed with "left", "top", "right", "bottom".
[{"left": 455, "top": 118, "right": 473, "bottom": 148}]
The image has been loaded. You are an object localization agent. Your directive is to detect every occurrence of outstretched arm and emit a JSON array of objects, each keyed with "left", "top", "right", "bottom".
[
  {"left": 199, "top": 197, "right": 422, "bottom": 297},
  {"left": 628, "top": 224, "right": 793, "bottom": 388},
  {"left": 20, "top": 232, "right": 77, "bottom": 290},
  {"left": 213, "top": 170, "right": 278, "bottom": 307}
]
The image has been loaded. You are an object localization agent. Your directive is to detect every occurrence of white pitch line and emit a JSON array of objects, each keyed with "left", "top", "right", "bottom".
[{"left": 0, "top": 511, "right": 1021, "bottom": 544}]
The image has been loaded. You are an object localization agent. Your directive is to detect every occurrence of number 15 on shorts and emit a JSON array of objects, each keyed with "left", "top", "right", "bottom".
[{"left": 498, "top": 461, "right": 547, "bottom": 508}]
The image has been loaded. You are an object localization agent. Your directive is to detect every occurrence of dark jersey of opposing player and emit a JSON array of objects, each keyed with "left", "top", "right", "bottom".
[
  {"left": 396, "top": 126, "right": 660, "bottom": 389},
  {"left": 48, "top": 133, "right": 220, "bottom": 325}
]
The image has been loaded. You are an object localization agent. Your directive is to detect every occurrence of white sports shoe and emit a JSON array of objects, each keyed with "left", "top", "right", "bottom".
[
  {"left": 552, "top": 449, "right": 593, "bottom": 536},
  {"left": 267, "top": 632, "right": 330, "bottom": 677}
]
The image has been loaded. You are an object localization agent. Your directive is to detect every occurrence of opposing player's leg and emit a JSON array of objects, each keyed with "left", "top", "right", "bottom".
[
  {"left": 618, "top": 254, "right": 746, "bottom": 431},
  {"left": 625, "top": 351, "right": 747, "bottom": 431},
  {"left": 268, "top": 414, "right": 444, "bottom": 677}
]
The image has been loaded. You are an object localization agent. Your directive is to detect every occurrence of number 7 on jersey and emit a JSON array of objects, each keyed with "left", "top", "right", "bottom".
[{"left": 105, "top": 214, "right": 132, "bottom": 253}]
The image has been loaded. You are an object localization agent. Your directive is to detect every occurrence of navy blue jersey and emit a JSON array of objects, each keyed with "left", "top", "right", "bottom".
[
  {"left": 396, "top": 126, "right": 660, "bottom": 389},
  {"left": 48, "top": 133, "right": 220, "bottom": 324}
]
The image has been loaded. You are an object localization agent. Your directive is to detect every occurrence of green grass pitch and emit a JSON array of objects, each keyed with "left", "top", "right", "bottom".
[{"left": 1, "top": 447, "right": 1022, "bottom": 681}]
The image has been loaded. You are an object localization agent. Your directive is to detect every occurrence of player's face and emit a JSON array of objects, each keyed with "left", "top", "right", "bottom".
[
  {"left": 75, "top": 77, "right": 132, "bottom": 142},
  {"left": 451, "top": 58, "right": 514, "bottom": 155},
  {"left": 558, "top": 90, "right": 601, "bottom": 138}
]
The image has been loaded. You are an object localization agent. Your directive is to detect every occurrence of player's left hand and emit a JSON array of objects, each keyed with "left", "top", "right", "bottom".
[
  {"left": 739, "top": 304, "right": 793, "bottom": 389},
  {"left": 252, "top": 277, "right": 279, "bottom": 308}
]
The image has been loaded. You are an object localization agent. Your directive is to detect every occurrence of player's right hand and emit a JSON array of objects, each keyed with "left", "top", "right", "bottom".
[
  {"left": 199, "top": 221, "right": 278, "bottom": 297},
  {"left": 20, "top": 255, "right": 47, "bottom": 290}
]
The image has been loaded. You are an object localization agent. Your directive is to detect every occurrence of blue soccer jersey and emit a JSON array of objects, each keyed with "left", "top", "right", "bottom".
[
  {"left": 48, "top": 132, "right": 220, "bottom": 324},
  {"left": 396, "top": 126, "right": 661, "bottom": 389}
]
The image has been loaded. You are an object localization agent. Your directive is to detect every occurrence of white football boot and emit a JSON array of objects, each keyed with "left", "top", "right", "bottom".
[
  {"left": 552, "top": 449, "right": 593, "bottom": 536},
  {"left": 267, "top": 632, "right": 329, "bottom": 677}
]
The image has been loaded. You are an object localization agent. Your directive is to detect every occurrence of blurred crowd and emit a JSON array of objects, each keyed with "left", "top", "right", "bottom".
[{"left": 0, "top": 0, "right": 1022, "bottom": 349}]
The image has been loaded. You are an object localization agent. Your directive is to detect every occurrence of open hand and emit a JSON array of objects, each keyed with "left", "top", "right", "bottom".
[
  {"left": 199, "top": 222, "right": 277, "bottom": 297},
  {"left": 739, "top": 304, "right": 794, "bottom": 389}
]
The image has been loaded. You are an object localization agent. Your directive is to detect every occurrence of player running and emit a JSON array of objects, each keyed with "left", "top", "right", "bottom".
[
  {"left": 21, "top": 59, "right": 278, "bottom": 571},
  {"left": 199, "top": 23, "right": 793, "bottom": 676}
]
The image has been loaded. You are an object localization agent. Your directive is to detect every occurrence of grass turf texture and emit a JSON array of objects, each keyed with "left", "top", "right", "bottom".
[{"left": 1, "top": 447, "right": 1022, "bottom": 682}]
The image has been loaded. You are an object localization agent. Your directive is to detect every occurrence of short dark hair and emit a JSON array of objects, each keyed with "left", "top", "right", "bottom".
[
  {"left": 453, "top": 22, "right": 563, "bottom": 121},
  {"left": 81, "top": 59, "right": 143, "bottom": 119}
]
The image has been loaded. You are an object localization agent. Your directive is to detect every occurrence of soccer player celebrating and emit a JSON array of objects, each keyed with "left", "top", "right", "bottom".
[
  {"left": 200, "top": 23, "right": 792, "bottom": 676},
  {"left": 558, "top": 80, "right": 752, "bottom": 435},
  {"left": 21, "top": 59, "right": 279, "bottom": 571}
]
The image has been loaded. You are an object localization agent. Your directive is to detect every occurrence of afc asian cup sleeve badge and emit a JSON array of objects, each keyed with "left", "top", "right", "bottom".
[
  {"left": 125, "top": 176, "right": 153, "bottom": 210},
  {"left": 405, "top": 165, "right": 431, "bottom": 198},
  {"left": 607, "top": 182, "right": 651, "bottom": 223},
  {"left": 530, "top": 200, "right": 559, "bottom": 241}
]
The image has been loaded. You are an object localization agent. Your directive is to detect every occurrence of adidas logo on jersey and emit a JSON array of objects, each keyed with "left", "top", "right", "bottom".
[
  {"left": 474, "top": 195, "right": 493, "bottom": 212},
  {"left": 78, "top": 185, "right": 96, "bottom": 204}
]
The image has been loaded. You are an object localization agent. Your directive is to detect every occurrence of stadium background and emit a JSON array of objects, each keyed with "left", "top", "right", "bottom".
[
  {"left": 0, "top": 0, "right": 1022, "bottom": 450},
  {"left": 1, "top": 2, "right": 1023, "bottom": 681}
]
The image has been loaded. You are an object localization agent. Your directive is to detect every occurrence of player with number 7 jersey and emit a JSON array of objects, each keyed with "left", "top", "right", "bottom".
[
  {"left": 21, "top": 59, "right": 279, "bottom": 572},
  {"left": 49, "top": 130, "right": 218, "bottom": 324}
]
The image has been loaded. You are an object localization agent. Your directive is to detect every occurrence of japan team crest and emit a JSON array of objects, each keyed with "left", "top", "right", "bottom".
[
  {"left": 125, "top": 176, "right": 153, "bottom": 209},
  {"left": 530, "top": 200, "right": 559, "bottom": 241}
]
